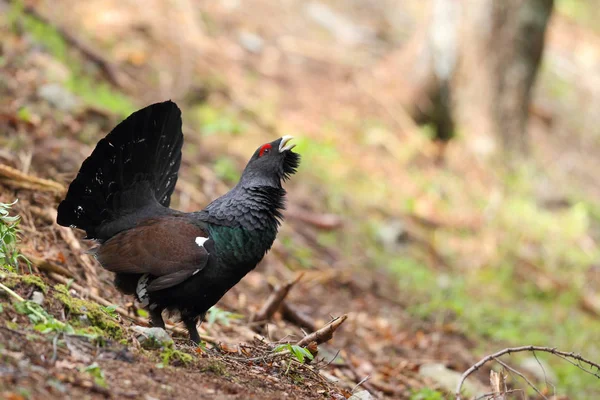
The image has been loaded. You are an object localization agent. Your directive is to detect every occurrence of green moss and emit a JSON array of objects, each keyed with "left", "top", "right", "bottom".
[
  {"left": 161, "top": 346, "right": 193, "bottom": 366},
  {"left": 3, "top": 273, "right": 47, "bottom": 294},
  {"left": 201, "top": 360, "right": 228, "bottom": 376},
  {"left": 53, "top": 284, "right": 123, "bottom": 339},
  {"left": 5, "top": 320, "right": 18, "bottom": 330}
]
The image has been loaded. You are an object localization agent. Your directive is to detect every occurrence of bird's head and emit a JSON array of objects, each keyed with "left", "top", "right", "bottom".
[{"left": 239, "top": 136, "right": 300, "bottom": 188}]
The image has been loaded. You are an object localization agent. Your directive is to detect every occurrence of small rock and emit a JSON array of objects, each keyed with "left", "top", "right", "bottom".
[
  {"left": 419, "top": 363, "right": 487, "bottom": 397},
  {"left": 31, "top": 291, "right": 45, "bottom": 305},
  {"left": 349, "top": 390, "right": 375, "bottom": 400},
  {"left": 238, "top": 31, "right": 264, "bottom": 54},
  {"left": 519, "top": 357, "right": 557, "bottom": 383},
  {"left": 144, "top": 395, "right": 159, "bottom": 400},
  {"left": 376, "top": 219, "right": 409, "bottom": 251},
  {"left": 132, "top": 326, "right": 173, "bottom": 349},
  {"left": 37, "top": 83, "right": 79, "bottom": 112}
]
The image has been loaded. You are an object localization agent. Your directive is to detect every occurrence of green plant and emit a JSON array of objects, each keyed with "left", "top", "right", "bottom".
[
  {"left": 410, "top": 388, "right": 445, "bottom": 400},
  {"left": 53, "top": 284, "right": 123, "bottom": 339},
  {"left": 0, "top": 200, "right": 30, "bottom": 272},
  {"left": 82, "top": 363, "right": 107, "bottom": 387},
  {"left": 102, "top": 304, "right": 119, "bottom": 318},
  {"left": 160, "top": 346, "right": 193, "bottom": 366},
  {"left": 273, "top": 343, "right": 314, "bottom": 364},
  {"left": 0, "top": 281, "right": 101, "bottom": 340}
]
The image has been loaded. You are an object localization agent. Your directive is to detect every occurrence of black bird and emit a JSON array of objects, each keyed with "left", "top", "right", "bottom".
[{"left": 57, "top": 101, "right": 300, "bottom": 343}]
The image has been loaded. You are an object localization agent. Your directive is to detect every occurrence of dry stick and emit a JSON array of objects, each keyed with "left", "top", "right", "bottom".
[
  {"left": 25, "top": 254, "right": 74, "bottom": 278},
  {"left": 488, "top": 370, "right": 505, "bottom": 400},
  {"left": 251, "top": 273, "right": 304, "bottom": 324},
  {"left": 296, "top": 314, "right": 347, "bottom": 347},
  {"left": 281, "top": 301, "right": 317, "bottom": 332},
  {"left": 533, "top": 351, "right": 556, "bottom": 396},
  {"left": 0, "top": 164, "right": 66, "bottom": 196},
  {"left": 48, "top": 272, "right": 218, "bottom": 344},
  {"left": 455, "top": 346, "right": 600, "bottom": 399},
  {"left": 494, "top": 358, "right": 547, "bottom": 400},
  {"left": 230, "top": 315, "right": 348, "bottom": 363},
  {"left": 473, "top": 389, "right": 523, "bottom": 400},
  {"left": 340, "top": 350, "right": 381, "bottom": 395}
]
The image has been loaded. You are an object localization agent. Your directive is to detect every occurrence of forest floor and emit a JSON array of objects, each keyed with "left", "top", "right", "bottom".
[{"left": 1, "top": 1, "right": 600, "bottom": 399}]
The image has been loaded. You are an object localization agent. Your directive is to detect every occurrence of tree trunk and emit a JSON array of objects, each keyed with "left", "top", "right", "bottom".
[
  {"left": 455, "top": 0, "right": 554, "bottom": 157},
  {"left": 385, "top": 0, "right": 554, "bottom": 160}
]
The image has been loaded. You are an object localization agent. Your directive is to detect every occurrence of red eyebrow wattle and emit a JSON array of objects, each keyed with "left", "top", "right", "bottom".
[{"left": 259, "top": 144, "right": 272, "bottom": 157}]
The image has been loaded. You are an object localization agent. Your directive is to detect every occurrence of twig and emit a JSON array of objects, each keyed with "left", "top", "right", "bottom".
[
  {"left": 351, "top": 375, "right": 371, "bottom": 392},
  {"left": 494, "top": 358, "right": 546, "bottom": 400},
  {"left": 488, "top": 370, "right": 504, "bottom": 400},
  {"left": 473, "top": 389, "right": 523, "bottom": 400},
  {"left": 0, "top": 281, "right": 26, "bottom": 302},
  {"left": 251, "top": 273, "right": 304, "bottom": 324},
  {"left": 229, "top": 316, "right": 348, "bottom": 363},
  {"left": 456, "top": 346, "right": 600, "bottom": 399},
  {"left": 533, "top": 351, "right": 556, "bottom": 396},
  {"left": 25, "top": 254, "right": 74, "bottom": 278},
  {"left": 339, "top": 355, "right": 381, "bottom": 395},
  {"left": 296, "top": 314, "right": 347, "bottom": 347},
  {"left": 281, "top": 301, "right": 317, "bottom": 332},
  {"left": 0, "top": 164, "right": 66, "bottom": 195}
]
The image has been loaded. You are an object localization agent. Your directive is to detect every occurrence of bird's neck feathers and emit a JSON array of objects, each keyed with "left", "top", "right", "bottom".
[
  {"left": 198, "top": 183, "right": 286, "bottom": 266},
  {"left": 202, "top": 183, "right": 286, "bottom": 231}
]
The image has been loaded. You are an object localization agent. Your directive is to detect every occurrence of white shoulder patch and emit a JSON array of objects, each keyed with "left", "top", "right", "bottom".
[{"left": 195, "top": 236, "right": 208, "bottom": 248}]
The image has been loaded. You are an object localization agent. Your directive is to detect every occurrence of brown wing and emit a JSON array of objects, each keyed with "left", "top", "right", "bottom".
[{"left": 96, "top": 216, "right": 210, "bottom": 290}]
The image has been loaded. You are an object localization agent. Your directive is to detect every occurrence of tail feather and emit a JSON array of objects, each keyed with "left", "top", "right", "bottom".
[{"left": 57, "top": 101, "right": 183, "bottom": 240}]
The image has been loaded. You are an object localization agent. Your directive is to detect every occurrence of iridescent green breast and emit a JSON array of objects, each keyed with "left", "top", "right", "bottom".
[{"left": 207, "top": 224, "right": 277, "bottom": 267}]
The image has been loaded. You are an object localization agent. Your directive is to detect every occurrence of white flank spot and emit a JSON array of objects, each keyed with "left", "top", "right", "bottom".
[
  {"left": 195, "top": 237, "right": 208, "bottom": 248},
  {"left": 192, "top": 269, "right": 201, "bottom": 276}
]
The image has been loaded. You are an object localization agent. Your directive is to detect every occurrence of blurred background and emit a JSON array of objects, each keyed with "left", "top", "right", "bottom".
[{"left": 1, "top": 0, "right": 600, "bottom": 399}]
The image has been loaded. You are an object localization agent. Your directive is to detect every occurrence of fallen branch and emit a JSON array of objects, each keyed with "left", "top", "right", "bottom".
[
  {"left": 281, "top": 301, "right": 316, "bottom": 331},
  {"left": 251, "top": 273, "right": 303, "bottom": 324},
  {"left": 25, "top": 253, "right": 74, "bottom": 278},
  {"left": 296, "top": 314, "right": 347, "bottom": 347},
  {"left": 0, "top": 164, "right": 66, "bottom": 196},
  {"left": 456, "top": 346, "right": 600, "bottom": 399},
  {"left": 494, "top": 358, "right": 546, "bottom": 399}
]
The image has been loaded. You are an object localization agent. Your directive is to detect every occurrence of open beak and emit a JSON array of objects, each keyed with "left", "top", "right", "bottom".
[{"left": 279, "top": 135, "right": 296, "bottom": 152}]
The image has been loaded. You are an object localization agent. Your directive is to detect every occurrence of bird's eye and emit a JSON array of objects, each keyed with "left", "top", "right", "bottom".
[{"left": 259, "top": 144, "right": 272, "bottom": 157}]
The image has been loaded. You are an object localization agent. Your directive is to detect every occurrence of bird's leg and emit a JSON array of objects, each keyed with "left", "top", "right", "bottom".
[
  {"left": 183, "top": 316, "right": 201, "bottom": 344},
  {"left": 149, "top": 308, "right": 165, "bottom": 329}
]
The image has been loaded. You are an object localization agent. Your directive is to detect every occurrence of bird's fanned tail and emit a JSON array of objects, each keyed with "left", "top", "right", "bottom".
[{"left": 56, "top": 101, "right": 183, "bottom": 240}]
